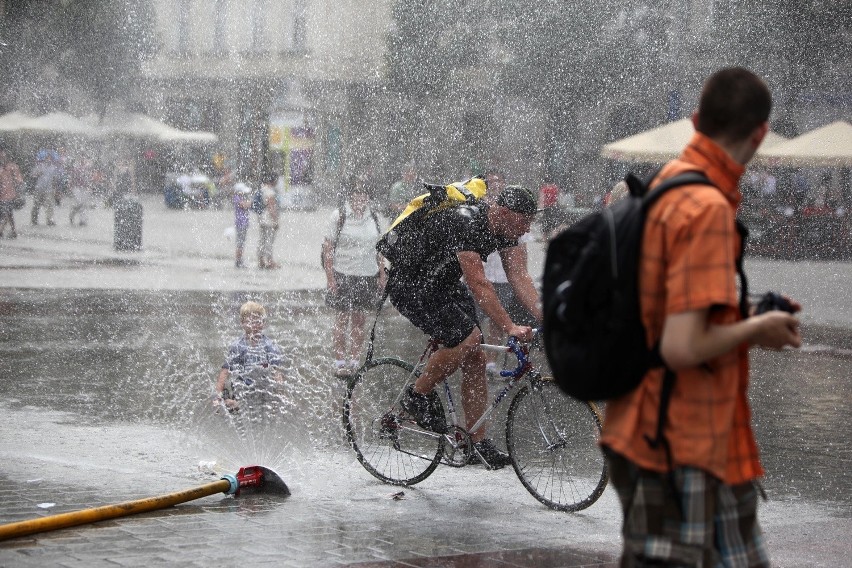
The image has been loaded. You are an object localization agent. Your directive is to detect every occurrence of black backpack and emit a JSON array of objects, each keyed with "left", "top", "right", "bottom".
[
  {"left": 543, "top": 171, "right": 720, "bottom": 402},
  {"left": 251, "top": 189, "right": 265, "bottom": 214}
]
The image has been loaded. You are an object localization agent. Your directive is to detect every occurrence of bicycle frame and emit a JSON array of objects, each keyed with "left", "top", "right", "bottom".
[
  {"left": 378, "top": 336, "right": 536, "bottom": 445},
  {"left": 442, "top": 337, "right": 534, "bottom": 437}
]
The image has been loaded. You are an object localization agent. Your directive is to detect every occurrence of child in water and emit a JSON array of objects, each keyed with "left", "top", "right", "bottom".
[{"left": 214, "top": 301, "right": 287, "bottom": 413}]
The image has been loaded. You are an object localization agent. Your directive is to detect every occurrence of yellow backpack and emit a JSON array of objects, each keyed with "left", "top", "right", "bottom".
[
  {"left": 386, "top": 176, "right": 487, "bottom": 231},
  {"left": 377, "top": 176, "right": 487, "bottom": 264}
]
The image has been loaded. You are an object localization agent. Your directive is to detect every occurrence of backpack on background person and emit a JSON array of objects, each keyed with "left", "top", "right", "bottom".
[
  {"left": 251, "top": 189, "right": 265, "bottom": 214},
  {"left": 320, "top": 204, "right": 381, "bottom": 268}
]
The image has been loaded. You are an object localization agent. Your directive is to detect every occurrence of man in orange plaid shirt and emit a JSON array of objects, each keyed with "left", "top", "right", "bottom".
[{"left": 601, "top": 68, "right": 802, "bottom": 567}]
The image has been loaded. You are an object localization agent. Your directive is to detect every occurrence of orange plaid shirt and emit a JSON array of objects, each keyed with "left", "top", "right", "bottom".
[{"left": 601, "top": 132, "right": 764, "bottom": 484}]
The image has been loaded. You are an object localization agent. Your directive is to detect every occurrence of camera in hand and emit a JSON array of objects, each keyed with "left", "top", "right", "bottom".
[{"left": 755, "top": 291, "right": 794, "bottom": 314}]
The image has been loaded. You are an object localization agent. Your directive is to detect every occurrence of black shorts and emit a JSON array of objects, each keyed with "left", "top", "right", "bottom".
[
  {"left": 389, "top": 280, "right": 479, "bottom": 348},
  {"left": 326, "top": 272, "right": 378, "bottom": 312}
]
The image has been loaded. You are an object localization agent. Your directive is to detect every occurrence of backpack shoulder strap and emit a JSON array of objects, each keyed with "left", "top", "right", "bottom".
[
  {"left": 642, "top": 171, "right": 711, "bottom": 209},
  {"left": 450, "top": 181, "right": 476, "bottom": 203},
  {"left": 332, "top": 206, "right": 346, "bottom": 248},
  {"left": 369, "top": 210, "right": 381, "bottom": 235}
]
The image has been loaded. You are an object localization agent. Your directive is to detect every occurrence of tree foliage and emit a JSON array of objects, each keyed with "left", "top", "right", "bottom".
[
  {"left": 0, "top": 0, "right": 157, "bottom": 113},
  {"left": 715, "top": 0, "right": 851, "bottom": 92}
]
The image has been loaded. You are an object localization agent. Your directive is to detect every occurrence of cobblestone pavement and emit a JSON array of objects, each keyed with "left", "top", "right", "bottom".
[{"left": 1, "top": 195, "right": 850, "bottom": 567}]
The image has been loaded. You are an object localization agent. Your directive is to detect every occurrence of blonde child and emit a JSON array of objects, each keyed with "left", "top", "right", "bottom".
[{"left": 214, "top": 301, "right": 287, "bottom": 412}]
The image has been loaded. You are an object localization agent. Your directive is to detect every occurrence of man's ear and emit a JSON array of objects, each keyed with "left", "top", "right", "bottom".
[{"left": 752, "top": 121, "right": 769, "bottom": 149}]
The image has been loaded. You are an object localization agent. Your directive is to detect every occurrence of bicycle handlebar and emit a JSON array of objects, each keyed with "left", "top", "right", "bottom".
[{"left": 500, "top": 329, "right": 538, "bottom": 378}]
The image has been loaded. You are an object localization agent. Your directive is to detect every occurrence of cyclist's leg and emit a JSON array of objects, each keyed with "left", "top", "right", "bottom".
[
  {"left": 459, "top": 337, "right": 488, "bottom": 441},
  {"left": 389, "top": 281, "right": 480, "bottom": 396},
  {"left": 414, "top": 327, "right": 481, "bottom": 394}
]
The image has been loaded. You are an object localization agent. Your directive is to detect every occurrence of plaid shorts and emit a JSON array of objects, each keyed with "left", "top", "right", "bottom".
[{"left": 606, "top": 450, "right": 769, "bottom": 568}]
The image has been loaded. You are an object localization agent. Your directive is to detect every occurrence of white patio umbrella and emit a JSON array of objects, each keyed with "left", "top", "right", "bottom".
[
  {"left": 755, "top": 120, "right": 852, "bottom": 167},
  {"left": 0, "top": 111, "right": 35, "bottom": 132},
  {"left": 101, "top": 112, "right": 218, "bottom": 145},
  {"left": 159, "top": 129, "right": 218, "bottom": 144},
  {"left": 601, "top": 118, "right": 788, "bottom": 162},
  {"left": 18, "top": 111, "right": 102, "bottom": 138}
]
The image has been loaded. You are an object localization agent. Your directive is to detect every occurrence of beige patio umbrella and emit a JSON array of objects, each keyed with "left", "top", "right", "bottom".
[
  {"left": 601, "top": 118, "right": 788, "bottom": 162},
  {"left": 755, "top": 120, "right": 852, "bottom": 167}
]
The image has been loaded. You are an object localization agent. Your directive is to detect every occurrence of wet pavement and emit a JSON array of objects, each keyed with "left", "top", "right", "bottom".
[{"left": 1, "top": 196, "right": 851, "bottom": 567}]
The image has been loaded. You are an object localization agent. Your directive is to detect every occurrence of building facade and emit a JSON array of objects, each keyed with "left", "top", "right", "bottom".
[{"left": 141, "top": 0, "right": 394, "bottom": 199}]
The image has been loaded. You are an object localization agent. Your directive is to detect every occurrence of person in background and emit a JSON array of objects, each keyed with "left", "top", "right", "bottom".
[
  {"left": 479, "top": 234, "right": 536, "bottom": 376},
  {"left": 68, "top": 156, "right": 94, "bottom": 226},
  {"left": 30, "top": 149, "right": 61, "bottom": 226},
  {"left": 257, "top": 172, "right": 280, "bottom": 270},
  {"left": 109, "top": 157, "right": 137, "bottom": 207},
  {"left": 0, "top": 146, "right": 24, "bottom": 238},
  {"left": 600, "top": 67, "right": 801, "bottom": 567},
  {"left": 387, "top": 162, "right": 418, "bottom": 218},
  {"left": 322, "top": 178, "right": 385, "bottom": 377},
  {"left": 537, "top": 176, "right": 560, "bottom": 240},
  {"left": 232, "top": 182, "right": 252, "bottom": 268}
]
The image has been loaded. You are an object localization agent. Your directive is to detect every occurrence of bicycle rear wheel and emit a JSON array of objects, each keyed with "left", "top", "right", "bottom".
[
  {"left": 506, "top": 379, "right": 607, "bottom": 512},
  {"left": 343, "top": 358, "right": 444, "bottom": 486}
]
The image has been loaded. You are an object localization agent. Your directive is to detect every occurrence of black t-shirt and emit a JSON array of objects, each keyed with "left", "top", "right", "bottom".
[{"left": 388, "top": 203, "right": 517, "bottom": 292}]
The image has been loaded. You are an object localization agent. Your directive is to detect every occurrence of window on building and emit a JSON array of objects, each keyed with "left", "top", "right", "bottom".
[
  {"left": 176, "top": 0, "right": 191, "bottom": 57},
  {"left": 689, "top": 0, "right": 715, "bottom": 35},
  {"left": 214, "top": 0, "right": 228, "bottom": 54},
  {"left": 292, "top": 0, "right": 308, "bottom": 52},
  {"left": 250, "top": 0, "right": 268, "bottom": 55}
]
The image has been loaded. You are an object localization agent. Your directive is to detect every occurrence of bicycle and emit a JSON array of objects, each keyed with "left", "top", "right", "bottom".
[{"left": 342, "top": 335, "right": 608, "bottom": 512}]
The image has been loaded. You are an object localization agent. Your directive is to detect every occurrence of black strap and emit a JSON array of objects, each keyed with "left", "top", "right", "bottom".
[
  {"left": 331, "top": 206, "right": 347, "bottom": 251},
  {"left": 364, "top": 285, "right": 389, "bottom": 365},
  {"left": 642, "top": 171, "right": 712, "bottom": 209},
  {"left": 735, "top": 220, "right": 750, "bottom": 318},
  {"left": 451, "top": 181, "right": 476, "bottom": 203}
]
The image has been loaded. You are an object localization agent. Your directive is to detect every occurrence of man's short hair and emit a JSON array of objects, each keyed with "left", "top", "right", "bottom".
[
  {"left": 697, "top": 67, "right": 772, "bottom": 142},
  {"left": 496, "top": 185, "right": 537, "bottom": 215}
]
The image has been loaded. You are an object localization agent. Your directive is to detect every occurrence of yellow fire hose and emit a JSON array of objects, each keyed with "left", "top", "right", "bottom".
[{"left": 0, "top": 465, "right": 288, "bottom": 541}]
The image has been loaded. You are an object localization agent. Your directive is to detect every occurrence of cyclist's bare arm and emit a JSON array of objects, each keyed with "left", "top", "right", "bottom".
[
  {"left": 500, "top": 245, "right": 542, "bottom": 322},
  {"left": 458, "top": 251, "right": 531, "bottom": 340}
]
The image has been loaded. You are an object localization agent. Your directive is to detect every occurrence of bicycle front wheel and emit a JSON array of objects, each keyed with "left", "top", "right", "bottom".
[
  {"left": 506, "top": 380, "right": 607, "bottom": 512},
  {"left": 343, "top": 358, "right": 444, "bottom": 486}
]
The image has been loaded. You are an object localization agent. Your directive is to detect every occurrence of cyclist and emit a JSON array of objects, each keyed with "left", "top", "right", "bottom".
[{"left": 386, "top": 184, "right": 542, "bottom": 468}]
